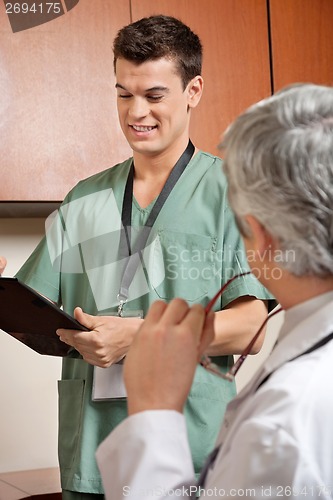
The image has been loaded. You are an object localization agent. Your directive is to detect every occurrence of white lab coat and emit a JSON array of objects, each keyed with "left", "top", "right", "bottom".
[{"left": 96, "top": 292, "right": 333, "bottom": 499}]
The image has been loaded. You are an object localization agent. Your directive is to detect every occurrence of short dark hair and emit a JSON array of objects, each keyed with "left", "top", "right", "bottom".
[{"left": 113, "top": 15, "right": 202, "bottom": 89}]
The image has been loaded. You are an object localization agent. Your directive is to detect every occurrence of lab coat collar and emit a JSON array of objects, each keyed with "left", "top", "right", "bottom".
[{"left": 216, "top": 293, "right": 333, "bottom": 445}]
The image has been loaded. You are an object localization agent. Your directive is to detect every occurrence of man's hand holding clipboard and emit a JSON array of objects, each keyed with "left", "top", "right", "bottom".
[{"left": 0, "top": 256, "right": 7, "bottom": 276}]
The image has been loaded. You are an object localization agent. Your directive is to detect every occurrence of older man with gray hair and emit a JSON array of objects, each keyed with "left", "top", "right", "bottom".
[{"left": 96, "top": 83, "right": 333, "bottom": 499}]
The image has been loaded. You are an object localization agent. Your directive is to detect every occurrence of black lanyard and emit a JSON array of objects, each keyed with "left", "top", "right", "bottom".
[
  {"left": 117, "top": 139, "right": 195, "bottom": 315},
  {"left": 257, "top": 330, "right": 333, "bottom": 390}
]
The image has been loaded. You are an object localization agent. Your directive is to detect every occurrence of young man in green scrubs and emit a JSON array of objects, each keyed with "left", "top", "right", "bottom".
[{"left": 15, "top": 15, "right": 273, "bottom": 499}]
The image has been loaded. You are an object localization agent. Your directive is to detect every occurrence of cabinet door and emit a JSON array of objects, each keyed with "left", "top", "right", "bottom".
[
  {"left": 131, "top": 0, "right": 271, "bottom": 156},
  {"left": 0, "top": 0, "right": 131, "bottom": 206},
  {"left": 270, "top": 0, "right": 333, "bottom": 90}
]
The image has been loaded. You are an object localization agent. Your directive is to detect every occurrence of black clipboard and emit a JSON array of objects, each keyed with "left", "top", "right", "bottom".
[{"left": 0, "top": 277, "right": 89, "bottom": 356}]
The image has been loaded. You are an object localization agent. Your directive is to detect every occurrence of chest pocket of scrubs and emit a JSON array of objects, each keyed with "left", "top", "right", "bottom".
[{"left": 150, "top": 229, "right": 217, "bottom": 302}]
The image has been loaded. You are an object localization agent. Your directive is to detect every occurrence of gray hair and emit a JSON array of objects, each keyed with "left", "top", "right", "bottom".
[{"left": 220, "top": 83, "right": 333, "bottom": 277}]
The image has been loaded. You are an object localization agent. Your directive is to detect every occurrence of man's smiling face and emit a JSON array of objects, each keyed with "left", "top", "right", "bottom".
[{"left": 115, "top": 57, "right": 195, "bottom": 159}]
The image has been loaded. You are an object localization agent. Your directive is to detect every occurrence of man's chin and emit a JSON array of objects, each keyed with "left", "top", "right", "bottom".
[{"left": 131, "top": 143, "right": 161, "bottom": 157}]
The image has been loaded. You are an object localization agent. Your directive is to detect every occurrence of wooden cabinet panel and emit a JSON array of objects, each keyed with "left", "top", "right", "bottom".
[
  {"left": 131, "top": 0, "right": 271, "bottom": 156},
  {"left": 270, "top": 0, "right": 333, "bottom": 91},
  {"left": 0, "top": 0, "right": 131, "bottom": 204},
  {"left": 3, "top": 1, "right": 332, "bottom": 210}
]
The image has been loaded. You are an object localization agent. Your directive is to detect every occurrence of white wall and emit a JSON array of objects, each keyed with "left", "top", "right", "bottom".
[
  {"left": 0, "top": 218, "right": 61, "bottom": 473},
  {"left": 0, "top": 218, "right": 282, "bottom": 473}
]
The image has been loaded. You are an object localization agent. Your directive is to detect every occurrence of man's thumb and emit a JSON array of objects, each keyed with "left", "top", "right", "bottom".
[{"left": 74, "top": 306, "right": 95, "bottom": 329}]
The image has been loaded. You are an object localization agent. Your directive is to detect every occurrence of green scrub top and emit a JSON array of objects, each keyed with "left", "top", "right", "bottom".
[{"left": 17, "top": 151, "right": 274, "bottom": 493}]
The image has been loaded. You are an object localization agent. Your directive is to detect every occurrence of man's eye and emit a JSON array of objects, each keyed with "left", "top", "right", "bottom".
[
  {"left": 118, "top": 94, "right": 131, "bottom": 99},
  {"left": 147, "top": 95, "right": 163, "bottom": 102}
]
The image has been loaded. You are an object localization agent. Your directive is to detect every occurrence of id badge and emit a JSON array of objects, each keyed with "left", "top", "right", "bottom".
[{"left": 92, "top": 310, "right": 143, "bottom": 401}]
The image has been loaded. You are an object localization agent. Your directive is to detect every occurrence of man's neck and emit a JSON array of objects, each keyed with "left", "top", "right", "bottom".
[
  {"left": 132, "top": 139, "right": 192, "bottom": 182},
  {"left": 131, "top": 140, "right": 195, "bottom": 208},
  {"left": 272, "top": 273, "right": 333, "bottom": 310}
]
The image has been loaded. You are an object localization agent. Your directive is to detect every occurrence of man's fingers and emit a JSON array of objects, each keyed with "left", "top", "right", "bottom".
[
  {"left": 158, "top": 298, "right": 190, "bottom": 326},
  {"left": 144, "top": 300, "right": 205, "bottom": 338},
  {"left": 144, "top": 299, "right": 189, "bottom": 328},
  {"left": 56, "top": 329, "right": 73, "bottom": 344},
  {"left": 180, "top": 304, "right": 206, "bottom": 343},
  {"left": 143, "top": 300, "right": 168, "bottom": 327},
  {"left": 0, "top": 256, "right": 7, "bottom": 274}
]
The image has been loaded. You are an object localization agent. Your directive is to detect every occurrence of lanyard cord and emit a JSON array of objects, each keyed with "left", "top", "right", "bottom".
[
  {"left": 117, "top": 140, "right": 195, "bottom": 315},
  {"left": 257, "top": 329, "right": 333, "bottom": 389}
]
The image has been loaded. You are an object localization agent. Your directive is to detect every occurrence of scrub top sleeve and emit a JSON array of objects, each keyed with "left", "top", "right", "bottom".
[{"left": 219, "top": 203, "right": 274, "bottom": 309}]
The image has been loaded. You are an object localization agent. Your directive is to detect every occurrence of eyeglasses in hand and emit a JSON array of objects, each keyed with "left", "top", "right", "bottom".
[{"left": 200, "top": 272, "right": 283, "bottom": 381}]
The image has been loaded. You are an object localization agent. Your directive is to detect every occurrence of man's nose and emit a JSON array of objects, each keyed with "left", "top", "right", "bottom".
[{"left": 128, "top": 98, "right": 149, "bottom": 119}]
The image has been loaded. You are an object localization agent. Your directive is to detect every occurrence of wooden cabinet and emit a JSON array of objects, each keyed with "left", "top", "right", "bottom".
[
  {"left": 0, "top": 0, "right": 131, "bottom": 213},
  {"left": 269, "top": 0, "right": 333, "bottom": 90},
  {"left": 0, "top": 0, "right": 332, "bottom": 214},
  {"left": 131, "top": 0, "right": 271, "bottom": 156}
]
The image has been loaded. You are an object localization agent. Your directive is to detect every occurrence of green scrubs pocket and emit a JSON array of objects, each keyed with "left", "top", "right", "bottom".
[
  {"left": 152, "top": 230, "right": 217, "bottom": 302},
  {"left": 58, "top": 379, "right": 85, "bottom": 471}
]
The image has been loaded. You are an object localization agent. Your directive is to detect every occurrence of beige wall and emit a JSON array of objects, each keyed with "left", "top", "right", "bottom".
[
  {"left": 0, "top": 219, "right": 61, "bottom": 473},
  {"left": 0, "top": 218, "right": 282, "bottom": 473},
  {"left": 235, "top": 312, "right": 283, "bottom": 392}
]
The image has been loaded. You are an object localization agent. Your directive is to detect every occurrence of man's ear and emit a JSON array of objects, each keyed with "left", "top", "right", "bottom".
[
  {"left": 187, "top": 75, "right": 204, "bottom": 109},
  {"left": 244, "top": 215, "right": 274, "bottom": 258}
]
